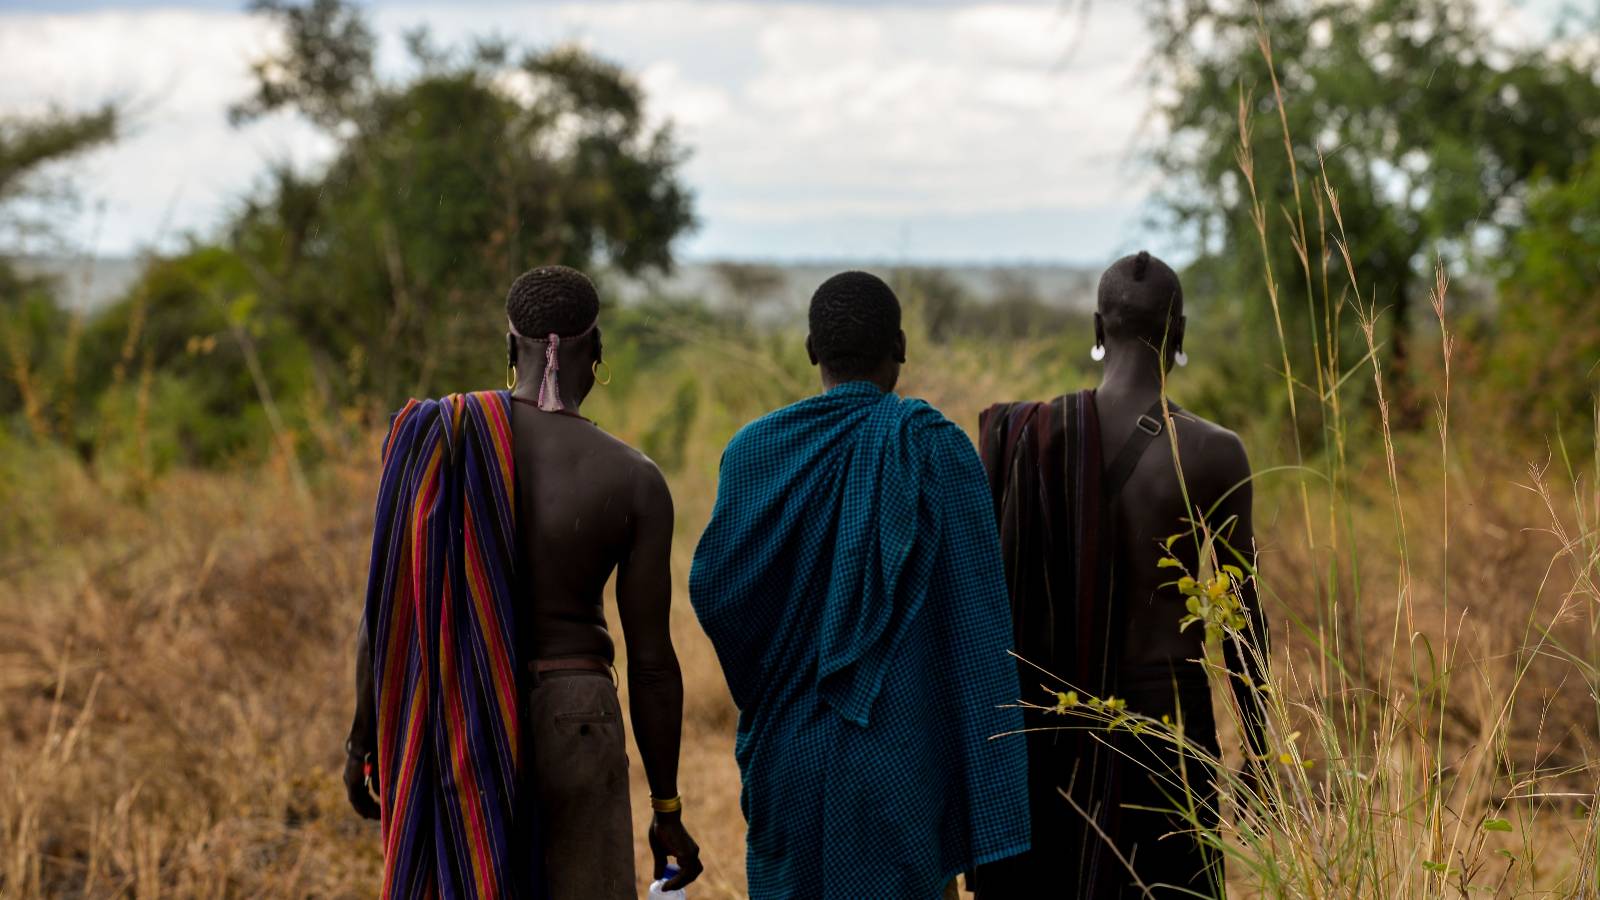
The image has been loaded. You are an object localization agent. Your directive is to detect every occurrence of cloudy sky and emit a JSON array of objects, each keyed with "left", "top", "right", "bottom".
[{"left": 0, "top": 0, "right": 1571, "bottom": 264}]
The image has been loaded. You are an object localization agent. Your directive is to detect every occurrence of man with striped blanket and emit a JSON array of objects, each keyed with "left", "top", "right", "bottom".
[
  {"left": 342, "top": 266, "right": 703, "bottom": 898},
  {"left": 690, "top": 271, "right": 1031, "bottom": 899},
  {"left": 974, "top": 252, "right": 1267, "bottom": 897}
]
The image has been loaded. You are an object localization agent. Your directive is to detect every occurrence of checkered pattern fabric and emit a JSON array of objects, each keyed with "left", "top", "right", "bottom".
[{"left": 690, "top": 382, "right": 1030, "bottom": 900}]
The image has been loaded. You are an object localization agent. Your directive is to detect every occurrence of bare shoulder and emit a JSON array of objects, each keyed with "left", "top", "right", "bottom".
[
  {"left": 589, "top": 426, "right": 672, "bottom": 515},
  {"left": 632, "top": 452, "right": 673, "bottom": 516},
  {"left": 1171, "top": 407, "right": 1251, "bottom": 489}
]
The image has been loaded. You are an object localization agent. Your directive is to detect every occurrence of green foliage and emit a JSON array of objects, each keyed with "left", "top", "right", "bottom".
[
  {"left": 1144, "top": 0, "right": 1600, "bottom": 410},
  {"left": 1488, "top": 147, "right": 1600, "bottom": 436},
  {"left": 0, "top": 104, "right": 117, "bottom": 218},
  {"left": 228, "top": 0, "right": 376, "bottom": 129},
  {"left": 77, "top": 247, "right": 316, "bottom": 469},
  {"left": 226, "top": 0, "right": 694, "bottom": 407},
  {"left": 641, "top": 376, "right": 700, "bottom": 474},
  {"left": 0, "top": 267, "right": 72, "bottom": 437},
  {"left": 3, "top": 0, "right": 695, "bottom": 468},
  {"left": 0, "top": 101, "right": 118, "bottom": 437}
]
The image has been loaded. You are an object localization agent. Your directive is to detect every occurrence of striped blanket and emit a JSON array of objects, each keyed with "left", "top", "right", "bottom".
[
  {"left": 974, "top": 390, "right": 1123, "bottom": 895},
  {"left": 361, "top": 390, "right": 539, "bottom": 899},
  {"left": 690, "top": 382, "right": 1030, "bottom": 900}
]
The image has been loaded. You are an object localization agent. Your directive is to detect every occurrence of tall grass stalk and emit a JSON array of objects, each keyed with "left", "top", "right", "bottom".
[
  {"left": 1033, "top": 17, "right": 1600, "bottom": 899},
  {"left": 4, "top": 19, "right": 1598, "bottom": 900}
]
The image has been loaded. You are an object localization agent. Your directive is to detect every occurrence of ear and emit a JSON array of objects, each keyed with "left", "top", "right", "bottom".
[
  {"left": 805, "top": 335, "right": 818, "bottom": 366},
  {"left": 1093, "top": 312, "right": 1106, "bottom": 347},
  {"left": 1174, "top": 315, "right": 1187, "bottom": 351},
  {"left": 893, "top": 329, "right": 907, "bottom": 364},
  {"left": 592, "top": 327, "right": 604, "bottom": 363},
  {"left": 507, "top": 332, "right": 517, "bottom": 365}
]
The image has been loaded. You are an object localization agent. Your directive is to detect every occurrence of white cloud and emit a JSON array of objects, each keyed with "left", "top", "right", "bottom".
[
  {"left": 520, "top": 1, "right": 1154, "bottom": 243},
  {"left": 1, "top": 1, "right": 1163, "bottom": 261},
  {"left": 0, "top": 0, "right": 1569, "bottom": 263},
  {"left": 637, "top": 63, "right": 734, "bottom": 130},
  {"left": 0, "top": 9, "right": 333, "bottom": 255}
]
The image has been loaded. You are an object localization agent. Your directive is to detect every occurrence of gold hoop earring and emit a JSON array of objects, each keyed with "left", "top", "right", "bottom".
[
  {"left": 592, "top": 360, "right": 612, "bottom": 386},
  {"left": 506, "top": 363, "right": 516, "bottom": 390}
]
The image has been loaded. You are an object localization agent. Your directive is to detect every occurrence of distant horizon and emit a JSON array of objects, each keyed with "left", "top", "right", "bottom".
[{"left": 15, "top": 252, "right": 1113, "bottom": 316}]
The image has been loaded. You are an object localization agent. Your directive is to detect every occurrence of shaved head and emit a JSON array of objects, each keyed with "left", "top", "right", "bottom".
[{"left": 1096, "top": 251, "right": 1183, "bottom": 344}]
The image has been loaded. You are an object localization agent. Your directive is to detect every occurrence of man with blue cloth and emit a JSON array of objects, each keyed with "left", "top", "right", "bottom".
[{"left": 689, "top": 271, "right": 1031, "bottom": 899}]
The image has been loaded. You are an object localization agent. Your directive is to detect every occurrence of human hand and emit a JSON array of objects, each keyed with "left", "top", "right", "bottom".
[
  {"left": 648, "top": 812, "right": 703, "bottom": 890},
  {"left": 343, "top": 751, "right": 381, "bottom": 820}
]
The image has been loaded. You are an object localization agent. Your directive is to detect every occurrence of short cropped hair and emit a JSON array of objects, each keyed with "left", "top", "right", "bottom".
[
  {"left": 808, "top": 271, "right": 902, "bottom": 378},
  {"left": 1096, "top": 251, "right": 1183, "bottom": 342},
  {"left": 506, "top": 265, "right": 600, "bottom": 338}
]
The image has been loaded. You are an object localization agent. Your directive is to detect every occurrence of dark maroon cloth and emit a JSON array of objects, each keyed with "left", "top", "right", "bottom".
[
  {"left": 975, "top": 390, "right": 1125, "bottom": 896},
  {"left": 975, "top": 390, "right": 1223, "bottom": 898}
]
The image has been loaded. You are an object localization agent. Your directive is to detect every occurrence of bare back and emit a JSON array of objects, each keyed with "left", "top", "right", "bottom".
[
  {"left": 1096, "top": 387, "right": 1254, "bottom": 673},
  {"left": 510, "top": 405, "right": 668, "bottom": 663}
]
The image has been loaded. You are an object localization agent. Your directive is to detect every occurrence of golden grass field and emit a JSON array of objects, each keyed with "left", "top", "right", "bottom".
[
  {"left": 2, "top": 309, "right": 1597, "bottom": 898},
  {"left": 6, "top": 4, "right": 1600, "bottom": 895},
  {"left": 0, "top": 338, "right": 1034, "bottom": 899}
]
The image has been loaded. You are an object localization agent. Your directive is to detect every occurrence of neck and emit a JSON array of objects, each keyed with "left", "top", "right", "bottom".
[
  {"left": 1097, "top": 342, "right": 1167, "bottom": 398},
  {"left": 820, "top": 362, "right": 898, "bottom": 394},
  {"left": 822, "top": 373, "right": 895, "bottom": 393},
  {"left": 511, "top": 363, "right": 585, "bottom": 413}
]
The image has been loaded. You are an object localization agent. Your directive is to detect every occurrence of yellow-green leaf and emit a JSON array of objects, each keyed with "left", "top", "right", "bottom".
[{"left": 1483, "top": 818, "right": 1513, "bottom": 832}]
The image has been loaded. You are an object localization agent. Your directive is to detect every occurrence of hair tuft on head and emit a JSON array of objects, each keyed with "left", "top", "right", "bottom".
[
  {"left": 808, "top": 271, "right": 902, "bottom": 379},
  {"left": 1096, "top": 251, "right": 1183, "bottom": 343},
  {"left": 506, "top": 265, "right": 601, "bottom": 339},
  {"left": 1133, "top": 250, "right": 1151, "bottom": 280}
]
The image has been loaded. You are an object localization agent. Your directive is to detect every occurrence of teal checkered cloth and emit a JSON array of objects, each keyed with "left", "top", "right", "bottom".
[{"left": 690, "top": 382, "right": 1030, "bottom": 900}]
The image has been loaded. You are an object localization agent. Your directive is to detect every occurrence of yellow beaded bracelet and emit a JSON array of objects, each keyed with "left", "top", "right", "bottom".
[{"left": 650, "top": 794, "right": 683, "bottom": 813}]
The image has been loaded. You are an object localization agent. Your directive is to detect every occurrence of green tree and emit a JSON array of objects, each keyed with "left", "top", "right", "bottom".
[
  {"left": 72, "top": 247, "right": 318, "bottom": 471},
  {"left": 1142, "top": 0, "right": 1600, "bottom": 415},
  {"left": 0, "top": 104, "right": 117, "bottom": 247},
  {"left": 0, "top": 105, "right": 118, "bottom": 436},
  {"left": 227, "top": 0, "right": 695, "bottom": 405},
  {"left": 1489, "top": 147, "right": 1600, "bottom": 437}
]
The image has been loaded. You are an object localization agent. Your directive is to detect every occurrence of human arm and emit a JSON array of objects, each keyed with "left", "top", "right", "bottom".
[
  {"left": 342, "top": 622, "right": 381, "bottom": 820},
  {"left": 1210, "top": 434, "right": 1271, "bottom": 764},
  {"left": 616, "top": 461, "right": 701, "bottom": 889}
]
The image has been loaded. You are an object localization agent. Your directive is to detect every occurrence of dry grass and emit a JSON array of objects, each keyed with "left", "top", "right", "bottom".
[
  {"left": 2, "top": 70, "right": 1597, "bottom": 888},
  {"left": 2, "top": 338, "right": 1596, "bottom": 898},
  {"left": 0, "top": 311, "right": 1098, "bottom": 899},
  {"left": 0, "top": 432, "right": 753, "bottom": 898}
]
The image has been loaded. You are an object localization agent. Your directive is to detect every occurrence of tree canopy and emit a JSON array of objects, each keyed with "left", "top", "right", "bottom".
[
  {"left": 0, "top": 104, "right": 119, "bottom": 438},
  {"left": 1142, "top": 0, "right": 1600, "bottom": 412},
  {"left": 11, "top": 0, "right": 696, "bottom": 470},
  {"left": 224, "top": 0, "right": 695, "bottom": 405}
]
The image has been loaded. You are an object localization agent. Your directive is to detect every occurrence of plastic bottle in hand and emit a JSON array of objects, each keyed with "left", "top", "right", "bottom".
[{"left": 648, "top": 863, "right": 686, "bottom": 899}]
